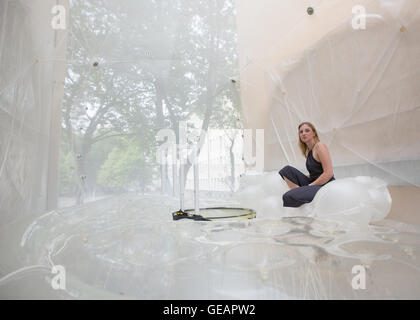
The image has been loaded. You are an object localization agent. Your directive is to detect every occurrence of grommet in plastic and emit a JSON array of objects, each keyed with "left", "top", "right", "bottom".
[
  {"left": 307, "top": 7, "right": 314, "bottom": 15},
  {"left": 93, "top": 61, "right": 99, "bottom": 67}
]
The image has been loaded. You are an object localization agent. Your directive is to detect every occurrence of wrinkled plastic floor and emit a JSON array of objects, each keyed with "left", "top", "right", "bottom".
[{"left": 1, "top": 193, "right": 420, "bottom": 299}]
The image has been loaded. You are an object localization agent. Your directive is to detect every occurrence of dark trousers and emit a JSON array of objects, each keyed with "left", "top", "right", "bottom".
[{"left": 279, "top": 165, "right": 327, "bottom": 208}]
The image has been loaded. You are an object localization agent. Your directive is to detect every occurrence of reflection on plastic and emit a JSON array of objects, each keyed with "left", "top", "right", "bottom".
[{"left": 0, "top": 189, "right": 419, "bottom": 299}]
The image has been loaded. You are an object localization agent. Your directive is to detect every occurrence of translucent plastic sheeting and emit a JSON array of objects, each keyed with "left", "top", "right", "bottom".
[
  {"left": 2, "top": 0, "right": 420, "bottom": 300},
  {"left": 237, "top": 0, "right": 420, "bottom": 186},
  {"left": 0, "top": 0, "right": 243, "bottom": 225},
  {"left": 0, "top": 0, "right": 67, "bottom": 225},
  {"left": 1, "top": 191, "right": 420, "bottom": 299},
  {"left": 58, "top": 0, "right": 242, "bottom": 207}
]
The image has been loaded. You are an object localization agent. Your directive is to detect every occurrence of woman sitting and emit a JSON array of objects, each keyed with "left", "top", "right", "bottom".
[{"left": 279, "top": 122, "right": 335, "bottom": 207}]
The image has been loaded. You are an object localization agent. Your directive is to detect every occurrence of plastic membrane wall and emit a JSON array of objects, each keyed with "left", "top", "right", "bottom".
[{"left": 1, "top": 0, "right": 420, "bottom": 299}]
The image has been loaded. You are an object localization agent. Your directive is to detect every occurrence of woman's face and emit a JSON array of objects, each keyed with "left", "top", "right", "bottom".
[{"left": 299, "top": 124, "right": 315, "bottom": 144}]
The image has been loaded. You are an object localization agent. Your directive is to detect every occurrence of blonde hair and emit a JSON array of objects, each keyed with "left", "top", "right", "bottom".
[{"left": 298, "top": 122, "right": 320, "bottom": 157}]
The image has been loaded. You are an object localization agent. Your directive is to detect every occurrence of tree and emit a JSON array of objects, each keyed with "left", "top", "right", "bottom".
[
  {"left": 98, "top": 136, "right": 155, "bottom": 193},
  {"left": 61, "top": 0, "right": 240, "bottom": 203}
]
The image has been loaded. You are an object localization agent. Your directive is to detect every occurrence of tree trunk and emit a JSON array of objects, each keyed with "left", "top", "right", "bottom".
[
  {"left": 229, "top": 137, "right": 235, "bottom": 192},
  {"left": 155, "top": 78, "right": 173, "bottom": 194}
]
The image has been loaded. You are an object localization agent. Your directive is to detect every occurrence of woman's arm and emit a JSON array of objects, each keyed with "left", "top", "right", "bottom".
[{"left": 309, "top": 142, "right": 334, "bottom": 186}]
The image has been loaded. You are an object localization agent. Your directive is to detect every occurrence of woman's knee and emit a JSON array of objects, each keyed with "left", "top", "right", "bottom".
[
  {"left": 282, "top": 191, "right": 292, "bottom": 202},
  {"left": 279, "top": 165, "right": 293, "bottom": 179},
  {"left": 283, "top": 189, "right": 304, "bottom": 207},
  {"left": 283, "top": 190, "right": 295, "bottom": 205}
]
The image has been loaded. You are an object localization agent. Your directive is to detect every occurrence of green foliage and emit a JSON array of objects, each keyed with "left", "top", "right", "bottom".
[
  {"left": 59, "top": 152, "right": 77, "bottom": 194},
  {"left": 97, "top": 137, "right": 155, "bottom": 192}
]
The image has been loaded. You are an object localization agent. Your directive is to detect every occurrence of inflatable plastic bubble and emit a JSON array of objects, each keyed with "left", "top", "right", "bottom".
[
  {"left": 1, "top": 0, "right": 420, "bottom": 301},
  {"left": 259, "top": 196, "right": 284, "bottom": 219},
  {"left": 237, "top": 172, "right": 392, "bottom": 226},
  {"left": 260, "top": 171, "right": 286, "bottom": 196},
  {"left": 312, "top": 177, "right": 392, "bottom": 224},
  {"left": 235, "top": 184, "right": 264, "bottom": 211}
]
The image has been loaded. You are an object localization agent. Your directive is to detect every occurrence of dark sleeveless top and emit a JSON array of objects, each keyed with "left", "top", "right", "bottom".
[{"left": 306, "top": 149, "right": 335, "bottom": 183}]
